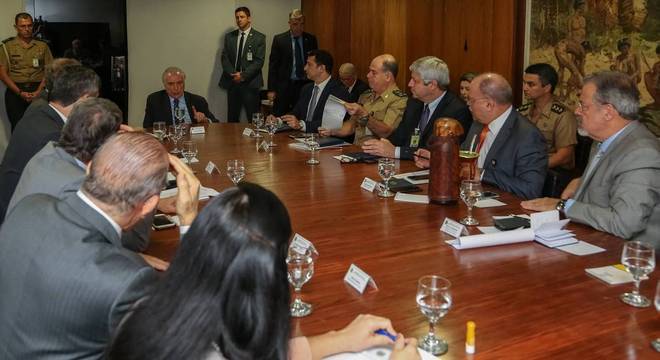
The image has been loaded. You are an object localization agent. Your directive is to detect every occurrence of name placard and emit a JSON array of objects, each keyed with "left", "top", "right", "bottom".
[
  {"left": 289, "top": 233, "right": 319, "bottom": 256},
  {"left": 344, "top": 264, "right": 378, "bottom": 294},
  {"left": 190, "top": 126, "right": 206, "bottom": 134},
  {"left": 440, "top": 217, "right": 469, "bottom": 238},
  {"left": 242, "top": 128, "right": 254, "bottom": 137},
  {"left": 205, "top": 161, "right": 219, "bottom": 175},
  {"left": 259, "top": 140, "right": 270, "bottom": 151},
  {"left": 360, "top": 177, "right": 378, "bottom": 192}
]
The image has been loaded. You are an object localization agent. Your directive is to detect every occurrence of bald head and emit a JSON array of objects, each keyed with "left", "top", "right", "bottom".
[
  {"left": 473, "top": 73, "right": 513, "bottom": 105},
  {"left": 339, "top": 63, "right": 357, "bottom": 77},
  {"left": 82, "top": 132, "right": 168, "bottom": 215},
  {"left": 367, "top": 54, "right": 398, "bottom": 94}
]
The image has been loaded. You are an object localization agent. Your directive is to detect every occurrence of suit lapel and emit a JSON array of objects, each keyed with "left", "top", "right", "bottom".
[
  {"left": 64, "top": 194, "right": 122, "bottom": 247},
  {"left": 422, "top": 93, "right": 452, "bottom": 139},
  {"left": 43, "top": 104, "right": 65, "bottom": 128},
  {"left": 313, "top": 80, "right": 333, "bottom": 121},
  {"left": 183, "top": 92, "right": 195, "bottom": 123},
  {"left": 161, "top": 91, "right": 174, "bottom": 125},
  {"left": 484, "top": 111, "right": 515, "bottom": 168}
]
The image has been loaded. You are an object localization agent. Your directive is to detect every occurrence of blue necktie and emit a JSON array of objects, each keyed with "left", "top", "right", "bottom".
[{"left": 419, "top": 104, "right": 430, "bottom": 131}]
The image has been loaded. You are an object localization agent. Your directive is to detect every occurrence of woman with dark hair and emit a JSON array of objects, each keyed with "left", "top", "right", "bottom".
[
  {"left": 107, "top": 182, "right": 419, "bottom": 360},
  {"left": 459, "top": 72, "right": 478, "bottom": 103}
]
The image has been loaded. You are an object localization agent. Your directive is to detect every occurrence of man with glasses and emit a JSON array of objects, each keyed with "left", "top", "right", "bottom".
[
  {"left": 415, "top": 73, "right": 547, "bottom": 199},
  {"left": 360, "top": 56, "right": 471, "bottom": 160},
  {"left": 522, "top": 71, "right": 660, "bottom": 249},
  {"left": 0, "top": 13, "right": 53, "bottom": 131}
]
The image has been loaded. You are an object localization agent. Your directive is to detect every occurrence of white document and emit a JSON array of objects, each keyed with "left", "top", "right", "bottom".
[
  {"left": 324, "top": 346, "right": 436, "bottom": 360},
  {"left": 160, "top": 185, "right": 219, "bottom": 200},
  {"left": 166, "top": 171, "right": 176, "bottom": 182},
  {"left": 474, "top": 198, "right": 507, "bottom": 208},
  {"left": 557, "top": 241, "right": 606, "bottom": 256},
  {"left": 446, "top": 228, "right": 535, "bottom": 250},
  {"left": 393, "top": 169, "right": 430, "bottom": 185},
  {"left": 394, "top": 193, "right": 429, "bottom": 204},
  {"left": 585, "top": 265, "right": 637, "bottom": 285},
  {"left": 530, "top": 211, "right": 577, "bottom": 248},
  {"left": 477, "top": 226, "right": 501, "bottom": 234},
  {"left": 322, "top": 96, "right": 347, "bottom": 130}
]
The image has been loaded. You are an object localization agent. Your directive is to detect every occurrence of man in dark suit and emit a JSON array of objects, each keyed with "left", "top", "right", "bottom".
[
  {"left": 274, "top": 49, "right": 349, "bottom": 133},
  {"left": 415, "top": 73, "right": 547, "bottom": 199},
  {"left": 219, "top": 6, "right": 265, "bottom": 123},
  {"left": 268, "top": 9, "right": 318, "bottom": 116},
  {"left": 339, "top": 62, "right": 369, "bottom": 102},
  {"left": 362, "top": 56, "right": 471, "bottom": 160},
  {"left": 0, "top": 64, "right": 99, "bottom": 222},
  {"left": 0, "top": 132, "right": 200, "bottom": 359},
  {"left": 143, "top": 66, "right": 217, "bottom": 128}
]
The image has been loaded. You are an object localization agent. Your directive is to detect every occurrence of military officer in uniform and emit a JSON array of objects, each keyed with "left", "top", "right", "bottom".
[
  {"left": 519, "top": 63, "right": 577, "bottom": 170},
  {"left": 320, "top": 54, "right": 407, "bottom": 145},
  {"left": 0, "top": 13, "right": 53, "bottom": 131}
]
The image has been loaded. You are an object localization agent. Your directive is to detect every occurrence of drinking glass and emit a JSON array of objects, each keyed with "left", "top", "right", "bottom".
[
  {"left": 226, "top": 160, "right": 245, "bottom": 185},
  {"left": 651, "top": 281, "right": 660, "bottom": 351},
  {"left": 173, "top": 107, "right": 186, "bottom": 125},
  {"left": 416, "top": 275, "right": 452, "bottom": 356},
  {"left": 459, "top": 180, "right": 483, "bottom": 225},
  {"left": 377, "top": 158, "right": 395, "bottom": 198},
  {"left": 265, "top": 117, "right": 278, "bottom": 147},
  {"left": 459, "top": 150, "right": 479, "bottom": 180},
  {"left": 182, "top": 141, "right": 198, "bottom": 165},
  {"left": 153, "top": 121, "right": 166, "bottom": 142},
  {"left": 620, "top": 241, "right": 656, "bottom": 308},
  {"left": 286, "top": 248, "right": 314, "bottom": 317},
  {"left": 168, "top": 125, "right": 184, "bottom": 154},
  {"left": 252, "top": 113, "right": 264, "bottom": 138},
  {"left": 305, "top": 133, "right": 320, "bottom": 165}
]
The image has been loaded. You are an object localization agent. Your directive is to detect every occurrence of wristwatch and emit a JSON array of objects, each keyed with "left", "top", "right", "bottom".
[
  {"left": 555, "top": 199, "right": 566, "bottom": 212},
  {"left": 358, "top": 112, "right": 373, "bottom": 126}
]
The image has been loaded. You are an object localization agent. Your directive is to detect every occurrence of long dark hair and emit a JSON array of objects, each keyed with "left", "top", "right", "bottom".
[{"left": 107, "top": 183, "right": 292, "bottom": 359}]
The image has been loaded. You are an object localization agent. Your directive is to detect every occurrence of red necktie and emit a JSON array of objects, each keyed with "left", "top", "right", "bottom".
[{"left": 476, "top": 125, "right": 489, "bottom": 152}]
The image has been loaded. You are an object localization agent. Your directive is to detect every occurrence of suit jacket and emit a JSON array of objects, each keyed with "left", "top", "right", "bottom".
[
  {"left": 219, "top": 28, "right": 266, "bottom": 89},
  {"left": 0, "top": 193, "right": 157, "bottom": 359},
  {"left": 566, "top": 121, "right": 660, "bottom": 249},
  {"left": 267, "top": 31, "right": 318, "bottom": 92},
  {"left": 0, "top": 102, "right": 64, "bottom": 222},
  {"left": 143, "top": 90, "right": 217, "bottom": 128},
  {"left": 347, "top": 78, "right": 369, "bottom": 103},
  {"left": 461, "top": 109, "right": 547, "bottom": 199},
  {"left": 291, "top": 77, "right": 350, "bottom": 133},
  {"left": 7, "top": 142, "right": 151, "bottom": 252},
  {"left": 389, "top": 91, "right": 472, "bottom": 160}
]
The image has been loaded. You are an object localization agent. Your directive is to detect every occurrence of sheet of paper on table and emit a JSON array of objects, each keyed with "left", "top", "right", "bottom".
[{"left": 323, "top": 346, "right": 437, "bottom": 360}]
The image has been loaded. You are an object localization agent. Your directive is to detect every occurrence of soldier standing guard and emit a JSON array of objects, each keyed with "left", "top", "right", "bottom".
[{"left": 0, "top": 13, "right": 53, "bottom": 131}]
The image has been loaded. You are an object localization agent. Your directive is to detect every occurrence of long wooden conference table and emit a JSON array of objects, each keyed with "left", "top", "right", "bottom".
[{"left": 147, "top": 123, "right": 659, "bottom": 359}]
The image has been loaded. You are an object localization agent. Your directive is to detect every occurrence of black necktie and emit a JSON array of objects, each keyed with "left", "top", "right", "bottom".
[
  {"left": 294, "top": 37, "right": 304, "bottom": 79},
  {"left": 172, "top": 98, "right": 180, "bottom": 125},
  {"left": 236, "top": 32, "right": 245, "bottom": 71},
  {"left": 419, "top": 104, "right": 430, "bottom": 130}
]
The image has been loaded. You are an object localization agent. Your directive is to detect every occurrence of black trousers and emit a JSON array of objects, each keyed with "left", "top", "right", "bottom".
[
  {"left": 4, "top": 82, "right": 39, "bottom": 132},
  {"left": 226, "top": 84, "right": 259, "bottom": 123}
]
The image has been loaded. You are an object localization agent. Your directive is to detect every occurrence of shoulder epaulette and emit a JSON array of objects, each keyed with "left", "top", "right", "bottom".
[
  {"left": 551, "top": 103, "right": 565, "bottom": 114},
  {"left": 1, "top": 37, "right": 14, "bottom": 44},
  {"left": 392, "top": 89, "right": 407, "bottom": 97},
  {"left": 517, "top": 102, "right": 532, "bottom": 112}
]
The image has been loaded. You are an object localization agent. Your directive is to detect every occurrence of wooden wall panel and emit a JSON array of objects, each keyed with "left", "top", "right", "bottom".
[{"left": 302, "top": 0, "right": 524, "bottom": 98}]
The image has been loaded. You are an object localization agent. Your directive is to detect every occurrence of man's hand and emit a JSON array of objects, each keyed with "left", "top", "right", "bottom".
[
  {"left": 191, "top": 106, "right": 208, "bottom": 123},
  {"left": 318, "top": 127, "right": 333, "bottom": 137},
  {"left": 281, "top": 114, "right": 302, "bottom": 130},
  {"left": 139, "top": 253, "right": 170, "bottom": 271},
  {"left": 561, "top": 178, "right": 581, "bottom": 199},
  {"left": 344, "top": 102, "right": 367, "bottom": 117},
  {"left": 389, "top": 336, "right": 421, "bottom": 360},
  {"left": 414, "top": 148, "right": 431, "bottom": 169},
  {"left": 156, "top": 196, "right": 177, "bottom": 214},
  {"left": 336, "top": 314, "right": 397, "bottom": 352},
  {"left": 520, "top": 197, "right": 560, "bottom": 212},
  {"left": 362, "top": 138, "right": 395, "bottom": 158},
  {"left": 168, "top": 155, "right": 200, "bottom": 226},
  {"left": 231, "top": 72, "right": 242, "bottom": 83},
  {"left": 19, "top": 91, "right": 33, "bottom": 102}
]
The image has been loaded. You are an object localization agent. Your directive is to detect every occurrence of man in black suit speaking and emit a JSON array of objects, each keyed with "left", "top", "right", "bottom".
[
  {"left": 268, "top": 9, "right": 318, "bottom": 116},
  {"left": 143, "top": 66, "right": 216, "bottom": 128}
]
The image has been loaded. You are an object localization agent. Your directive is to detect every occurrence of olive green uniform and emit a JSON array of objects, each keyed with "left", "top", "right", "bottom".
[
  {"left": 0, "top": 37, "right": 53, "bottom": 130},
  {"left": 518, "top": 98, "right": 577, "bottom": 169},
  {"left": 350, "top": 85, "right": 407, "bottom": 145},
  {"left": 638, "top": 104, "right": 660, "bottom": 138}
]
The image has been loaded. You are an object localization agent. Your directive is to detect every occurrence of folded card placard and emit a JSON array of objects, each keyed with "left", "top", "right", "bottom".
[
  {"left": 190, "top": 126, "right": 205, "bottom": 134},
  {"left": 289, "top": 233, "right": 319, "bottom": 257},
  {"left": 344, "top": 264, "right": 378, "bottom": 294},
  {"left": 440, "top": 217, "right": 469, "bottom": 238}
]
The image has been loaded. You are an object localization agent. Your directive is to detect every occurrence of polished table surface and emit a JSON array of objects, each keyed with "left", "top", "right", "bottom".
[{"left": 147, "top": 123, "right": 659, "bottom": 359}]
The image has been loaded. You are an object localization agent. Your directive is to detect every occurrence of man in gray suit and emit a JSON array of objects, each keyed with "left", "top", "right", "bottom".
[
  {"left": 0, "top": 132, "right": 200, "bottom": 359},
  {"left": 522, "top": 71, "right": 660, "bottom": 249},
  {"left": 7, "top": 98, "right": 167, "bottom": 256},
  {"left": 219, "top": 6, "right": 266, "bottom": 122}
]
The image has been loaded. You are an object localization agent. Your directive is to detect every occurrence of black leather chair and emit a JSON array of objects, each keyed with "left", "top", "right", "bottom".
[{"left": 542, "top": 133, "right": 593, "bottom": 197}]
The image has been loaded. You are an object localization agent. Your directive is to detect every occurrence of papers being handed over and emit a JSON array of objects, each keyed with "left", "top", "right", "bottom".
[
  {"left": 344, "top": 264, "right": 378, "bottom": 294},
  {"left": 531, "top": 210, "right": 577, "bottom": 248},
  {"left": 322, "top": 95, "right": 348, "bottom": 130},
  {"left": 323, "top": 346, "right": 436, "bottom": 360},
  {"left": 160, "top": 185, "right": 220, "bottom": 200}
]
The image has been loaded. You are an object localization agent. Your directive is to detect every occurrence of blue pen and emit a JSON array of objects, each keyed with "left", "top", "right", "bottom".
[{"left": 375, "top": 329, "right": 397, "bottom": 342}]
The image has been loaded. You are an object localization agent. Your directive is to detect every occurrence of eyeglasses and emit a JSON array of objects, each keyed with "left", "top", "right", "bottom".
[
  {"left": 577, "top": 101, "right": 609, "bottom": 112},
  {"left": 466, "top": 97, "right": 488, "bottom": 106}
]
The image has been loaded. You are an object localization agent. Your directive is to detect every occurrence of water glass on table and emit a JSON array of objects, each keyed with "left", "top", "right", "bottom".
[
  {"left": 252, "top": 112, "right": 264, "bottom": 138},
  {"left": 377, "top": 158, "right": 395, "bottom": 198},
  {"left": 182, "top": 141, "right": 198, "bottom": 166},
  {"left": 416, "top": 275, "right": 452, "bottom": 356},
  {"left": 153, "top": 121, "right": 166, "bottom": 142},
  {"left": 459, "top": 180, "right": 483, "bottom": 225},
  {"left": 226, "top": 160, "right": 245, "bottom": 185},
  {"left": 305, "top": 133, "right": 320, "bottom": 165},
  {"left": 168, "top": 124, "right": 184, "bottom": 154},
  {"left": 620, "top": 241, "right": 655, "bottom": 308},
  {"left": 286, "top": 248, "right": 314, "bottom": 317}
]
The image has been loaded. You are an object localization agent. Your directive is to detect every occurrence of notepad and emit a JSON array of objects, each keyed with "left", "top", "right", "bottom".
[{"left": 585, "top": 265, "right": 638, "bottom": 285}]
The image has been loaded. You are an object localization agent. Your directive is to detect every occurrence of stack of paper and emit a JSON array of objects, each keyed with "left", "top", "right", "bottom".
[
  {"left": 531, "top": 211, "right": 577, "bottom": 248},
  {"left": 446, "top": 228, "right": 535, "bottom": 249}
]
